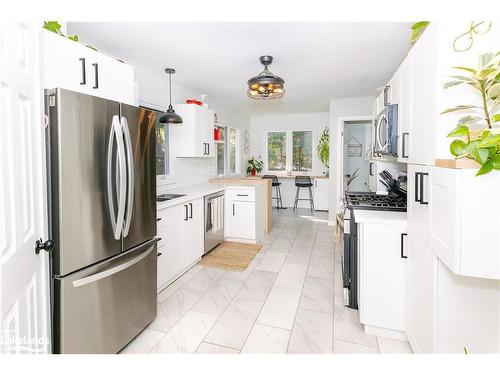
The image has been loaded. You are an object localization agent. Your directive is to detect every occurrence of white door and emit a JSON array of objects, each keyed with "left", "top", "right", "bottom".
[
  {"left": 0, "top": 23, "right": 50, "bottom": 354},
  {"left": 230, "top": 200, "right": 255, "bottom": 240},
  {"left": 183, "top": 199, "right": 204, "bottom": 266}
]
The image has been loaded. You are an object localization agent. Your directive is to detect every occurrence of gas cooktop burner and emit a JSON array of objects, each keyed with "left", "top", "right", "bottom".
[{"left": 345, "top": 192, "right": 407, "bottom": 212}]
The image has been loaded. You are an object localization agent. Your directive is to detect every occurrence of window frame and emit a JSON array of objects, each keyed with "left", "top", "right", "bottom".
[
  {"left": 264, "top": 129, "right": 315, "bottom": 174},
  {"left": 140, "top": 102, "right": 173, "bottom": 186},
  {"left": 228, "top": 127, "right": 240, "bottom": 175}
]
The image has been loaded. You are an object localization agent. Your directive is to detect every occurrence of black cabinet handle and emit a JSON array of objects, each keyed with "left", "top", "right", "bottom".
[
  {"left": 420, "top": 172, "right": 429, "bottom": 205},
  {"left": 207, "top": 143, "right": 210, "bottom": 155},
  {"left": 79, "top": 58, "right": 86, "bottom": 85},
  {"left": 184, "top": 205, "right": 188, "bottom": 221},
  {"left": 156, "top": 218, "right": 161, "bottom": 222},
  {"left": 189, "top": 203, "right": 193, "bottom": 219},
  {"left": 369, "top": 162, "right": 374, "bottom": 176},
  {"left": 401, "top": 233, "right": 407, "bottom": 259},
  {"left": 236, "top": 194, "right": 248, "bottom": 197},
  {"left": 414, "top": 172, "right": 421, "bottom": 203},
  {"left": 402, "top": 133, "right": 409, "bottom": 158},
  {"left": 232, "top": 203, "right": 235, "bottom": 216},
  {"left": 157, "top": 237, "right": 162, "bottom": 242},
  {"left": 157, "top": 252, "right": 163, "bottom": 257},
  {"left": 92, "top": 63, "right": 99, "bottom": 89}
]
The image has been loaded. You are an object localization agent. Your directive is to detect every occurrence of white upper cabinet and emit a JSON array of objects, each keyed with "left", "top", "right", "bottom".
[
  {"left": 41, "top": 30, "right": 134, "bottom": 104},
  {"left": 170, "top": 104, "right": 215, "bottom": 158},
  {"left": 397, "top": 58, "right": 412, "bottom": 162}
]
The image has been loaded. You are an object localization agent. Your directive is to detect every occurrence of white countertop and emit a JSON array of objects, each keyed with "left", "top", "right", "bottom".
[
  {"left": 352, "top": 209, "right": 407, "bottom": 226},
  {"left": 156, "top": 182, "right": 261, "bottom": 210}
]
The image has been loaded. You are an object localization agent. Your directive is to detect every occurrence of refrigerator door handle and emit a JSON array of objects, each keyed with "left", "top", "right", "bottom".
[
  {"left": 111, "top": 115, "right": 127, "bottom": 240},
  {"left": 72, "top": 245, "right": 154, "bottom": 288},
  {"left": 121, "top": 116, "right": 134, "bottom": 237},
  {"left": 107, "top": 115, "right": 126, "bottom": 240}
]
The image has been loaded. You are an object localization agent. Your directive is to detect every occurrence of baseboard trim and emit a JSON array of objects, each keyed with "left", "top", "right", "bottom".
[{"left": 364, "top": 325, "right": 408, "bottom": 342}]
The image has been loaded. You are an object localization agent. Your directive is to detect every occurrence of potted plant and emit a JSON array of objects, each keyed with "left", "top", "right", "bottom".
[
  {"left": 317, "top": 127, "right": 330, "bottom": 175},
  {"left": 246, "top": 157, "right": 264, "bottom": 176},
  {"left": 442, "top": 51, "right": 500, "bottom": 175}
]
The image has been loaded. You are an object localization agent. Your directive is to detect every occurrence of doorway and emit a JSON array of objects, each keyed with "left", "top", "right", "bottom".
[{"left": 343, "top": 120, "right": 372, "bottom": 192}]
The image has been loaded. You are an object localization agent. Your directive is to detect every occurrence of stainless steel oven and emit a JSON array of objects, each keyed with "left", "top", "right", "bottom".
[{"left": 204, "top": 191, "right": 225, "bottom": 254}]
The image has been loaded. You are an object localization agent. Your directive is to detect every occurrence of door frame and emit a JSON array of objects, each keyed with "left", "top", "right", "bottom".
[{"left": 333, "top": 115, "right": 372, "bottom": 216}]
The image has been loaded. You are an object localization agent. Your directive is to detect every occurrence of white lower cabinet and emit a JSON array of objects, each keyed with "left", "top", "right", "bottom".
[
  {"left": 225, "top": 186, "right": 264, "bottom": 243},
  {"left": 313, "top": 178, "right": 329, "bottom": 211},
  {"left": 406, "top": 234, "right": 500, "bottom": 353},
  {"left": 156, "top": 198, "right": 203, "bottom": 291},
  {"left": 358, "top": 221, "right": 407, "bottom": 338}
]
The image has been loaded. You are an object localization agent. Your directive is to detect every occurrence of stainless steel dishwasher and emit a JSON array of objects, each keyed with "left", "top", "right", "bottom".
[{"left": 204, "top": 191, "right": 225, "bottom": 254}]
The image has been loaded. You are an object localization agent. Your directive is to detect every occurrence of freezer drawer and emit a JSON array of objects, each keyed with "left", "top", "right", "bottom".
[{"left": 52, "top": 239, "right": 157, "bottom": 354}]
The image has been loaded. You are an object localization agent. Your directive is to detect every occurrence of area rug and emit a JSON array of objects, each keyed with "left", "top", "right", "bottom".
[{"left": 199, "top": 241, "right": 262, "bottom": 271}]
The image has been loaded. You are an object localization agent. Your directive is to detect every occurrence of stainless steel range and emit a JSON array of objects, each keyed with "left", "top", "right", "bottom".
[{"left": 342, "top": 192, "right": 407, "bottom": 309}]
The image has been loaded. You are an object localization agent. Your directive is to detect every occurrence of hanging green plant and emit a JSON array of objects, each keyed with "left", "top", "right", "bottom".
[
  {"left": 317, "top": 126, "right": 329, "bottom": 169},
  {"left": 442, "top": 51, "right": 500, "bottom": 176},
  {"left": 410, "top": 21, "right": 430, "bottom": 45},
  {"left": 43, "top": 21, "right": 96, "bottom": 50}
]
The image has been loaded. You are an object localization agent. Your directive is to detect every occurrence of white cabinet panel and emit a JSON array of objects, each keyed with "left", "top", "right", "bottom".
[
  {"left": 224, "top": 186, "right": 264, "bottom": 243},
  {"left": 227, "top": 201, "right": 255, "bottom": 240},
  {"left": 407, "top": 164, "right": 430, "bottom": 241},
  {"left": 313, "top": 178, "right": 329, "bottom": 211},
  {"left": 358, "top": 222, "right": 407, "bottom": 333},
  {"left": 398, "top": 58, "right": 412, "bottom": 163},
  {"left": 183, "top": 198, "right": 204, "bottom": 266},
  {"left": 406, "top": 234, "right": 438, "bottom": 354},
  {"left": 171, "top": 104, "right": 215, "bottom": 158}
]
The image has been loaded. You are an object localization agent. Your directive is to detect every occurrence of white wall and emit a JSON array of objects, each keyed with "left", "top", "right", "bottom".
[
  {"left": 329, "top": 97, "right": 374, "bottom": 221},
  {"left": 249, "top": 112, "right": 330, "bottom": 175},
  {"left": 134, "top": 66, "right": 250, "bottom": 193}
]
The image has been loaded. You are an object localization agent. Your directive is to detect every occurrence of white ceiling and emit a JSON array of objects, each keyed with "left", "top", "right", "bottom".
[{"left": 68, "top": 22, "right": 412, "bottom": 115}]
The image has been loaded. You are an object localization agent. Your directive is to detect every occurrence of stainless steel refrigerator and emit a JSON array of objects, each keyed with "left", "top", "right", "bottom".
[{"left": 45, "top": 88, "right": 157, "bottom": 354}]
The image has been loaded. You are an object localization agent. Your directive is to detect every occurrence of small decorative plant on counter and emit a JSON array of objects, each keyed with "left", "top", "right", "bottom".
[
  {"left": 317, "top": 126, "right": 330, "bottom": 174},
  {"left": 246, "top": 157, "right": 264, "bottom": 176},
  {"left": 442, "top": 51, "right": 500, "bottom": 176}
]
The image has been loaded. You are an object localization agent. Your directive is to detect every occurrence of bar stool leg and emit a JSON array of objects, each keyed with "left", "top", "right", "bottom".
[
  {"left": 274, "top": 185, "right": 280, "bottom": 210},
  {"left": 278, "top": 185, "right": 284, "bottom": 209},
  {"left": 293, "top": 186, "right": 300, "bottom": 211},
  {"left": 308, "top": 186, "right": 315, "bottom": 212}
]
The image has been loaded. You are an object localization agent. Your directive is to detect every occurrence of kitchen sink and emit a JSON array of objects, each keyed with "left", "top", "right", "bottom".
[{"left": 156, "top": 193, "right": 186, "bottom": 202}]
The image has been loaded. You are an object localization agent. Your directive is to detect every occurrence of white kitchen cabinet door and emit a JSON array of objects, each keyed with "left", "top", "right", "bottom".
[
  {"left": 182, "top": 198, "right": 204, "bottom": 267},
  {"left": 171, "top": 104, "right": 215, "bottom": 158},
  {"left": 313, "top": 178, "right": 329, "bottom": 211},
  {"left": 42, "top": 29, "right": 91, "bottom": 95},
  {"left": 397, "top": 58, "right": 412, "bottom": 163},
  {"left": 227, "top": 200, "right": 255, "bottom": 240},
  {"left": 406, "top": 234, "right": 438, "bottom": 354},
  {"left": 86, "top": 49, "right": 134, "bottom": 105},
  {"left": 375, "top": 88, "right": 386, "bottom": 115},
  {"left": 407, "top": 24, "right": 438, "bottom": 166},
  {"left": 157, "top": 204, "right": 184, "bottom": 291},
  {"left": 358, "top": 222, "right": 407, "bottom": 333}
]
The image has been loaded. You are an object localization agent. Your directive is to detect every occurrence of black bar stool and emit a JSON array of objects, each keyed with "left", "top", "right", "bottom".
[
  {"left": 262, "top": 175, "right": 284, "bottom": 209},
  {"left": 293, "top": 176, "right": 315, "bottom": 212}
]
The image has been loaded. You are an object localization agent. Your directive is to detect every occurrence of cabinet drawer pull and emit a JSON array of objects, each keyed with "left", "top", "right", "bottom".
[
  {"left": 156, "top": 218, "right": 161, "bottom": 222},
  {"left": 79, "top": 57, "right": 86, "bottom": 85},
  {"left": 189, "top": 203, "right": 193, "bottom": 219},
  {"left": 402, "top": 133, "right": 409, "bottom": 158},
  {"left": 419, "top": 172, "right": 429, "bottom": 205},
  {"left": 369, "top": 162, "right": 374, "bottom": 176},
  {"left": 232, "top": 203, "right": 235, "bottom": 216},
  {"left": 184, "top": 205, "right": 188, "bottom": 221},
  {"left": 236, "top": 194, "right": 248, "bottom": 197},
  {"left": 157, "top": 252, "right": 163, "bottom": 257},
  {"left": 92, "top": 63, "right": 99, "bottom": 89},
  {"left": 384, "top": 85, "right": 390, "bottom": 106},
  {"left": 400, "top": 233, "right": 407, "bottom": 259},
  {"left": 207, "top": 143, "right": 210, "bottom": 155},
  {"left": 414, "top": 172, "right": 421, "bottom": 203}
]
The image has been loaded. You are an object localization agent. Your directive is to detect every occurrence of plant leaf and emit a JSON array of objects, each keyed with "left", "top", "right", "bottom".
[
  {"left": 488, "top": 83, "right": 500, "bottom": 99},
  {"left": 458, "top": 115, "right": 482, "bottom": 124},
  {"left": 447, "top": 125, "right": 470, "bottom": 138},
  {"left": 451, "top": 66, "right": 477, "bottom": 74},
  {"left": 477, "top": 134, "right": 500, "bottom": 148},
  {"left": 43, "top": 21, "right": 62, "bottom": 34},
  {"left": 491, "top": 154, "right": 500, "bottom": 169},
  {"left": 444, "top": 80, "right": 465, "bottom": 89},
  {"left": 67, "top": 34, "right": 79, "bottom": 42},
  {"left": 479, "top": 52, "right": 495, "bottom": 69},
  {"left": 479, "top": 68, "right": 498, "bottom": 79},
  {"left": 491, "top": 113, "right": 500, "bottom": 123},
  {"left": 441, "top": 105, "right": 480, "bottom": 114},
  {"left": 448, "top": 75, "right": 475, "bottom": 82},
  {"left": 472, "top": 148, "right": 490, "bottom": 164},
  {"left": 450, "top": 140, "right": 467, "bottom": 157},
  {"left": 410, "top": 21, "right": 430, "bottom": 44},
  {"left": 476, "top": 160, "right": 493, "bottom": 176}
]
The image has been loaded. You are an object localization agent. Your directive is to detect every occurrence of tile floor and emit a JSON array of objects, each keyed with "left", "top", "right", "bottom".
[{"left": 121, "top": 208, "right": 412, "bottom": 354}]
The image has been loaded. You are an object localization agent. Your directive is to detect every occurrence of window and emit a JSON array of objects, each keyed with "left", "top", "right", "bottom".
[
  {"left": 267, "top": 131, "right": 287, "bottom": 171},
  {"left": 292, "top": 130, "right": 313, "bottom": 171},
  {"left": 228, "top": 128, "right": 240, "bottom": 174},
  {"left": 216, "top": 125, "right": 226, "bottom": 176},
  {"left": 143, "top": 107, "right": 169, "bottom": 176}
]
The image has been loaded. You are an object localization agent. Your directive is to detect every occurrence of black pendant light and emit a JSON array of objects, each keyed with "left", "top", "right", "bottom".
[
  {"left": 247, "top": 55, "right": 285, "bottom": 100},
  {"left": 159, "top": 68, "right": 183, "bottom": 124}
]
